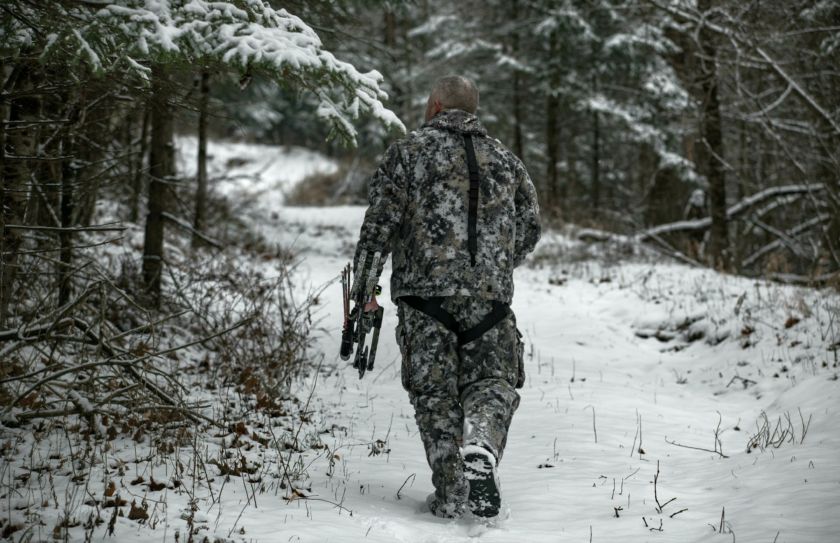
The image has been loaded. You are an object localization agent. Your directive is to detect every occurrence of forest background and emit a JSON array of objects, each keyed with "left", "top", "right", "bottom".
[{"left": 0, "top": 1, "right": 838, "bottom": 540}]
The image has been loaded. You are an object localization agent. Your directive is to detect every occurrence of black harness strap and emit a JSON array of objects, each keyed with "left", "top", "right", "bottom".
[
  {"left": 463, "top": 134, "right": 481, "bottom": 266},
  {"left": 400, "top": 296, "right": 509, "bottom": 346},
  {"left": 459, "top": 300, "right": 509, "bottom": 345},
  {"left": 400, "top": 296, "right": 461, "bottom": 337}
]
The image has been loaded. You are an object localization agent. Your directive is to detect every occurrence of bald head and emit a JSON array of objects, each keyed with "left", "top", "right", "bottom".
[{"left": 425, "top": 75, "right": 479, "bottom": 121}]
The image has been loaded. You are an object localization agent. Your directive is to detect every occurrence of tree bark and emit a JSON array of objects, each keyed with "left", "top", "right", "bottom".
[
  {"left": 76, "top": 91, "right": 105, "bottom": 227},
  {"left": 58, "top": 134, "right": 76, "bottom": 306},
  {"left": 383, "top": 7, "right": 407, "bottom": 120},
  {"left": 545, "top": 28, "right": 560, "bottom": 215},
  {"left": 698, "top": 0, "right": 728, "bottom": 270},
  {"left": 0, "top": 63, "right": 37, "bottom": 325},
  {"left": 546, "top": 94, "right": 560, "bottom": 213},
  {"left": 510, "top": 0, "right": 525, "bottom": 162},
  {"left": 566, "top": 125, "right": 578, "bottom": 214},
  {"left": 0, "top": 74, "right": 8, "bottom": 326},
  {"left": 130, "top": 105, "right": 151, "bottom": 223},
  {"left": 142, "top": 66, "right": 175, "bottom": 305},
  {"left": 591, "top": 108, "right": 601, "bottom": 214},
  {"left": 193, "top": 69, "right": 210, "bottom": 247}
]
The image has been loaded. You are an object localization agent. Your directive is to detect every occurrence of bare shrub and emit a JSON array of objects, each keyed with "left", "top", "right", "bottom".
[
  {"left": 167, "top": 251, "right": 320, "bottom": 417},
  {"left": 0, "top": 227, "right": 322, "bottom": 539},
  {"left": 746, "top": 409, "right": 812, "bottom": 453}
]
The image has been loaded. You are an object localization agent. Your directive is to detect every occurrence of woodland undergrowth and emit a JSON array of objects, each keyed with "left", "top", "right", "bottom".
[{"left": 0, "top": 192, "right": 330, "bottom": 542}]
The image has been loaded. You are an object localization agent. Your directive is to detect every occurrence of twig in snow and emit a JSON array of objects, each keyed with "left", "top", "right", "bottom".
[
  {"left": 631, "top": 410, "right": 645, "bottom": 457},
  {"left": 584, "top": 405, "right": 597, "bottom": 443},
  {"left": 396, "top": 473, "right": 416, "bottom": 500},
  {"left": 665, "top": 437, "right": 729, "bottom": 458},
  {"left": 653, "top": 460, "right": 677, "bottom": 513},
  {"left": 726, "top": 375, "right": 757, "bottom": 389},
  {"left": 714, "top": 412, "right": 725, "bottom": 456}
]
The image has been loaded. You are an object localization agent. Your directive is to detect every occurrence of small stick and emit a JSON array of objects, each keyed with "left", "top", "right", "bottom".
[
  {"left": 665, "top": 437, "right": 729, "bottom": 458},
  {"left": 798, "top": 408, "right": 812, "bottom": 444},
  {"left": 584, "top": 405, "right": 597, "bottom": 443},
  {"left": 396, "top": 473, "right": 415, "bottom": 500},
  {"left": 653, "top": 460, "right": 677, "bottom": 513}
]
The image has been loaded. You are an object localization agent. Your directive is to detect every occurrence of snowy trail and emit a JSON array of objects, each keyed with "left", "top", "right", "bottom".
[
  {"left": 7, "top": 144, "right": 835, "bottom": 543},
  {"left": 166, "top": 143, "right": 839, "bottom": 542},
  {"left": 219, "top": 203, "right": 840, "bottom": 543}
]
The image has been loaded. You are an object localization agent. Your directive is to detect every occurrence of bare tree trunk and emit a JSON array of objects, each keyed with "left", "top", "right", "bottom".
[
  {"left": 510, "top": 0, "right": 525, "bottom": 161},
  {"left": 401, "top": 20, "right": 414, "bottom": 128},
  {"left": 76, "top": 97, "right": 106, "bottom": 227},
  {"left": 546, "top": 95, "right": 559, "bottom": 214},
  {"left": 545, "top": 29, "right": 560, "bottom": 215},
  {"left": 142, "top": 66, "right": 175, "bottom": 305},
  {"left": 698, "top": 0, "right": 728, "bottom": 270},
  {"left": 58, "top": 134, "right": 76, "bottom": 306},
  {"left": 0, "top": 71, "right": 8, "bottom": 326},
  {"left": 28, "top": 85, "right": 52, "bottom": 233},
  {"left": 819, "top": 148, "right": 840, "bottom": 273},
  {"left": 383, "top": 7, "right": 406, "bottom": 120},
  {"left": 130, "top": 105, "right": 151, "bottom": 223},
  {"left": 566, "top": 125, "right": 578, "bottom": 216},
  {"left": 591, "top": 108, "right": 601, "bottom": 215},
  {"left": 384, "top": 9, "right": 397, "bottom": 56},
  {"left": 193, "top": 69, "right": 210, "bottom": 247},
  {"left": 1, "top": 63, "right": 37, "bottom": 325}
]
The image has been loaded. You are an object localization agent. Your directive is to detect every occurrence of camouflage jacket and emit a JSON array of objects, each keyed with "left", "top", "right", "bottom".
[{"left": 353, "top": 109, "right": 541, "bottom": 304}]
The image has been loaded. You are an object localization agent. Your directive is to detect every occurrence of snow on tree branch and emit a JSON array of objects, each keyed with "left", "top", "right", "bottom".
[
  {"left": 1, "top": 0, "right": 406, "bottom": 144},
  {"left": 586, "top": 94, "right": 695, "bottom": 176},
  {"left": 638, "top": 183, "right": 827, "bottom": 240}
]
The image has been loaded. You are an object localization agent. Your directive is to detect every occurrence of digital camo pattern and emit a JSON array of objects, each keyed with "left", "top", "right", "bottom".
[
  {"left": 396, "top": 295, "right": 521, "bottom": 517},
  {"left": 353, "top": 109, "right": 541, "bottom": 304}
]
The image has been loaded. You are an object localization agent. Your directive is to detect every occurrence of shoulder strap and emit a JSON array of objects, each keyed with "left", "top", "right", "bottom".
[{"left": 463, "top": 134, "right": 480, "bottom": 267}]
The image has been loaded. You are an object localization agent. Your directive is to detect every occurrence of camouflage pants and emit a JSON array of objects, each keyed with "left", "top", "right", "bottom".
[{"left": 396, "top": 295, "right": 521, "bottom": 516}]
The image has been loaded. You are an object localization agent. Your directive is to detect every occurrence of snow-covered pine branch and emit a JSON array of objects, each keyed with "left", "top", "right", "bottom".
[
  {"left": 1, "top": 0, "right": 405, "bottom": 145},
  {"left": 586, "top": 94, "right": 696, "bottom": 178}
]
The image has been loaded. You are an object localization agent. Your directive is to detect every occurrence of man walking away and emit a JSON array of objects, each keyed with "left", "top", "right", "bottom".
[{"left": 350, "top": 75, "right": 541, "bottom": 518}]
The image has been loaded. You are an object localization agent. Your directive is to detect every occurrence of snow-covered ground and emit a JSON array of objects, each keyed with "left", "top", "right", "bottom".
[
  {"left": 246, "top": 211, "right": 840, "bottom": 543},
  {"left": 4, "top": 140, "right": 838, "bottom": 542},
  {"left": 177, "top": 139, "right": 839, "bottom": 542},
  {"left": 176, "top": 135, "right": 339, "bottom": 217}
]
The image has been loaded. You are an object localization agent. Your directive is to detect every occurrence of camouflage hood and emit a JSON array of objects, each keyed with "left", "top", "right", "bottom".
[{"left": 423, "top": 109, "right": 488, "bottom": 136}]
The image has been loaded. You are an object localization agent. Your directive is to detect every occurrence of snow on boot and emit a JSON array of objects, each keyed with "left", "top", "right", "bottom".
[
  {"left": 461, "top": 445, "right": 500, "bottom": 518},
  {"left": 425, "top": 492, "right": 465, "bottom": 519}
]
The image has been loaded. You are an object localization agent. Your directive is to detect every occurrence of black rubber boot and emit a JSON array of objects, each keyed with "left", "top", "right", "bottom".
[{"left": 462, "top": 446, "right": 500, "bottom": 518}]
